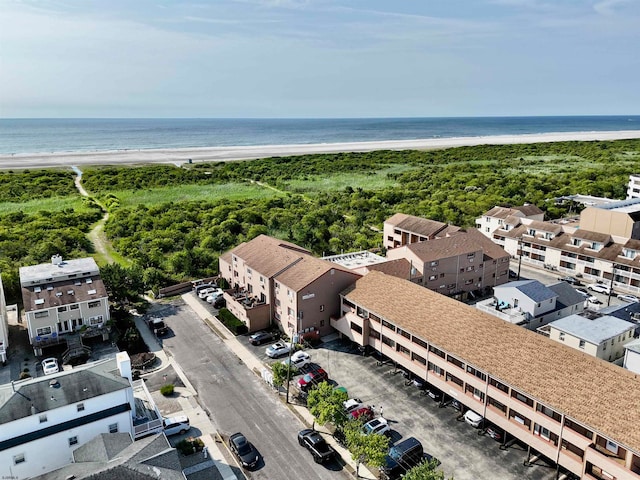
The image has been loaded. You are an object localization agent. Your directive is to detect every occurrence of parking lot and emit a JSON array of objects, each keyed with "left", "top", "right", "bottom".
[{"left": 235, "top": 329, "right": 559, "bottom": 480}]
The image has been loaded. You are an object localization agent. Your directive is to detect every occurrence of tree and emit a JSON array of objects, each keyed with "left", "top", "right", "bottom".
[
  {"left": 306, "top": 381, "right": 349, "bottom": 430},
  {"left": 403, "top": 459, "right": 453, "bottom": 480},
  {"left": 271, "top": 361, "right": 298, "bottom": 389},
  {"left": 342, "top": 419, "right": 389, "bottom": 477}
]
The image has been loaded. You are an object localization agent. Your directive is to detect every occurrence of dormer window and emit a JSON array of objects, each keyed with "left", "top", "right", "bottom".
[
  {"left": 34, "top": 286, "right": 41, "bottom": 293},
  {"left": 527, "top": 229, "right": 536, "bottom": 236},
  {"left": 622, "top": 248, "right": 637, "bottom": 259},
  {"left": 544, "top": 232, "right": 554, "bottom": 240},
  {"left": 591, "top": 242, "right": 602, "bottom": 251},
  {"left": 572, "top": 238, "right": 581, "bottom": 246},
  {"left": 86, "top": 278, "right": 93, "bottom": 284}
]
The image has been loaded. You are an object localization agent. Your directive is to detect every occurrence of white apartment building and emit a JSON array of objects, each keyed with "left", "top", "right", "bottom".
[
  {"left": 623, "top": 338, "right": 640, "bottom": 374},
  {"left": 19, "top": 255, "right": 110, "bottom": 356},
  {"left": 476, "top": 204, "right": 545, "bottom": 239},
  {"left": 542, "top": 312, "right": 636, "bottom": 361},
  {"left": 0, "top": 352, "right": 162, "bottom": 479},
  {"left": 0, "top": 274, "right": 8, "bottom": 363},
  {"left": 627, "top": 174, "right": 640, "bottom": 200}
]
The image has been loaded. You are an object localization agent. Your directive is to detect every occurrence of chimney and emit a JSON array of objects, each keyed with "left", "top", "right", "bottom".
[
  {"left": 116, "top": 351, "right": 132, "bottom": 382},
  {"left": 51, "top": 254, "right": 63, "bottom": 266}
]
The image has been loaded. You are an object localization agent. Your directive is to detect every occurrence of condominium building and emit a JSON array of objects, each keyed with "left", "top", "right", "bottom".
[
  {"left": 331, "top": 271, "right": 640, "bottom": 480},
  {"left": 0, "top": 352, "right": 162, "bottom": 479},
  {"left": 219, "top": 235, "right": 361, "bottom": 337},
  {"left": 541, "top": 312, "right": 636, "bottom": 362},
  {"left": 627, "top": 174, "right": 640, "bottom": 200},
  {"left": 385, "top": 228, "right": 511, "bottom": 298},
  {"left": 383, "top": 213, "right": 460, "bottom": 250},
  {"left": 476, "top": 204, "right": 545, "bottom": 239},
  {"left": 19, "top": 255, "right": 110, "bottom": 356},
  {"left": 0, "top": 274, "right": 7, "bottom": 363}
]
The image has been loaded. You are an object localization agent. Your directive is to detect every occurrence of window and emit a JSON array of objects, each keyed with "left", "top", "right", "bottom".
[
  {"left": 287, "top": 307, "right": 294, "bottom": 317},
  {"left": 447, "top": 354, "right": 464, "bottom": 369},
  {"left": 579, "top": 340, "right": 585, "bottom": 349},
  {"left": 412, "top": 353, "right": 426, "bottom": 365},
  {"left": 69, "top": 436, "right": 78, "bottom": 446},
  {"left": 13, "top": 453, "right": 25, "bottom": 465},
  {"left": 34, "top": 311, "right": 49, "bottom": 318},
  {"left": 429, "top": 345, "right": 445, "bottom": 358},
  {"left": 370, "top": 329, "right": 380, "bottom": 340},
  {"left": 70, "top": 304, "right": 79, "bottom": 310},
  {"left": 381, "top": 335, "right": 395, "bottom": 348},
  {"left": 381, "top": 319, "right": 395, "bottom": 331},
  {"left": 536, "top": 404, "right": 561, "bottom": 422},
  {"left": 488, "top": 397, "right": 507, "bottom": 414},
  {"left": 511, "top": 390, "right": 534, "bottom": 407},
  {"left": 466, "top": 365, "right": 487, "bottom": 381},
  {"left": 88, "top": 300, "right": 101, "bottom": 308},
  {"left": 357, "top": 306, "right": 369, "bottom": 319},
  {"left": 109, "top": 423, "right": 118, "bottom": 433},
  {"left": 398, "top": 328, "right": 410, "bottom": 339},
  {"left": 428, "top": 361, "right": 442, "bottom": 376},
  {"left": 320, "top": 305, "right": 324, "bottom": 312},
  {"left": 369, "top": 313, "right": 380, "bottom": 323},
  {"left": 350, "top": 322, "right": 363, "bottom": 334},
  {"left": 39, "top": 414, "right": 47, "bottom": 423},
  {"left": 77, "top": 403, "right": 85, "bottom": 412},
  {"left": 559, "top": 332, "right": 565, "bottom": 341},
  {"left": 36, "top": 326, "right": 52, "bottom": 335},
  {"left": 489, "top": 377, "right": 509, "bottom": 393},
  {"left": 57, "top": 306, "right": 67, "bottom": 312},
  {"left": 446, "top": 372, "right": 463, "bottom": 387},
  {"left": 605, "top": 440, "right": 618, "bottom": 454},
  {"left": 428, "top": 275, "right": 437, "bottom": 281},
  {"left": 397, "top": 344, "right": 410, "bottom": 356},
  {"left": 430, "top": 261, "right": 438, "bottom": 266},
  {"left": 412, "top": 336, "right": 427, "bottom": 349}
]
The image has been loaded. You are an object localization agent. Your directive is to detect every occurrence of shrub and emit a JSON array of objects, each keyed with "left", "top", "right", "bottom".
[
  {"left": 217, "top": 308, "right": 248, "bottom": 335},
  {"left": 160, "top": 384, "right": 175, "bottom": 396},
  {"left": 176, "top": 437, "right": 204, "bottom": 455}
]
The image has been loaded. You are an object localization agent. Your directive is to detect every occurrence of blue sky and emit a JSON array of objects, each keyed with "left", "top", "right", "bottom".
[{"left": 1, "top": 0, "right": 639, "bottom": 118}]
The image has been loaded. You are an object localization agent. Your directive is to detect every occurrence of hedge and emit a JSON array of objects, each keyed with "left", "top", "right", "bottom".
[{"left": 217, "top": 308, "right": 248, "bottom": 335}]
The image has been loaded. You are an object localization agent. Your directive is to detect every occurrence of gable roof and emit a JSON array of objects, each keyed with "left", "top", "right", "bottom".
[
  {"left": 406, "top": 229, "right": 509, "bottom": 263},
  {"left": 230, "top": 235, "right": 311, "bottom": 278},
  {"left": 514, "top": 204, "right": 544, "bottom": 216},
  {"left": 342, "top": 271, "right": 640, "bottom": 455},
  {"left": 385, "top": 213, "right": 456, "bottom": 238},
  {"left": 275, "top": 255, "right": 360, "bottom": 291},
  {"left": 0, "top": 358, "right": 130, "bottom": 425},
  {"left": 547, "top": 281, "right": 585, "bottom": 307},
  {"left": 366, "top": 258, "right": 420, "bottom": 280},
  {"left": 495, "top": 280, "right": 557, "bottom": 303}
]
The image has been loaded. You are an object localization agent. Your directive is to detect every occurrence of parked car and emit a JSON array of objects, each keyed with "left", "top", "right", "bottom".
[
  {"left": 349, "top": 406, "right": 374, "bottom": 422},
  {"left": 195, "top": 282, "right": 215, "bottom": 294},
  {"left": 449, "top": 398, "right": 464, "bottom": 412},
  {"left": 343, "top": 398, "right": 364, "bottom": 414},
  {"left": 486, "top": 424, "right": 504, "bottom": 442},
  {"left": 213, "top": 296, "right": 226, "bottom": 309},
  {"left": 587, "top": 296, "right": 603, "bottom": 305},
  {"left": 426, "top": 387, "right": 442, "bottom": 402},
  {"left": 297, "top": 368, "right": 328, "bottom": 392},
  {"left": 587, "top": 283, "right": 611, "bottom": 295},
  {"left": 558, "top": 276, "right": 581, "bottom": 285},
  {"left": 250, "top": 331, "right": 275, "bottom": 346},
  {"left": 41, "top": 358, "right": 59, "bottom": 375},
  {"left": 265, "top": 341, "right": 292, "bottom": 358},
  {"left": 363, "top": 417, "right": 391, "bottom": 436},
  {"left": 198, "top": 287, "right": 219, "bottom": 299},
  {"left": 163, "top": 415, "right": 190, "bottom": 436},
  {"left": 380, "top": 437, "right": 424, "bottom": 480},
  {"left": 147, "top": 316, "right": 169, "bottom": 336},
  {"left": 282, "top": 350, "right": 311, "bottom": 369},
  {"left": 508, "top": 269, "right": 518, "bottom": 279},
  {"left": 229, "top": 432, "right": 259, "bottom": 469},
  {"left": 298, "top": 429, "right": 335, "bottom": 464},
  {"left": 206, "top": 291, "right": 224, "bottom": 304},
  {"left": 575, "top": 288, "right": 589, "bottom": 298},
  {"left": 463, "top": 409, "right": 484, "bottom": 428},
  {"left": 618, "top": 293, "right": 640, "bottom": 303}
]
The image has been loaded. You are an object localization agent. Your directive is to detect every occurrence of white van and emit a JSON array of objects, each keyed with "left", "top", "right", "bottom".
[
  {"left": 163, "top": 415, "right": 190, "bottom": 436},
  {"left": 464, "top": 409, "right": 484, "bottom": 428}
]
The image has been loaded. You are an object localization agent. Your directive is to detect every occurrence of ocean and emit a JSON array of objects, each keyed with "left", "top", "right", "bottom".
[{"left": 1, "top": 116, "right": 639, "bottom": 155}]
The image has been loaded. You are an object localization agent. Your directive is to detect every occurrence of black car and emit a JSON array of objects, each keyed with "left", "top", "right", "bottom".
[
  {"left": 213, "top": 296, "right": 226, "bottom": 309},
  {"left": 426, "top": 387, "right": 442, "bottom": 402},
  {"left": 249, "top": 331, "right": 275, "bottom": 345},
  {"left": 559, "top": 276, "right": 581, "bottom": 286},
  {"left": 229, "top": 432, "right": 259, "bottom": 469}
]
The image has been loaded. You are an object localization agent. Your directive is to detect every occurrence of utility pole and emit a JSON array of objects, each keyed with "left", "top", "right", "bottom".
[
  {"left": 285, "top": 327, "right": 294, "bottom": 404},
  {"left": 607, "top": 264, "right": 617, "bottom": 306},
  {"left": 517, "top": 237, "right": 523, "bottom": 281}
]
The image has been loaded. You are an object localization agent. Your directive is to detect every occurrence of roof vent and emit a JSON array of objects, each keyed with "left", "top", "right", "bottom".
[
  {"left": 52, "top": 254, "right": 63, "bottom": 265},
  {"left": 31, "top": 405, "right": 37, "bottom": 415},
  {"left": 49, "top": 379, "right": 60, "bottom": 388}
]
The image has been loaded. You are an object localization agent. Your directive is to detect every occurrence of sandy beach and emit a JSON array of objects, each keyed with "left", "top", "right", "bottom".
[{"left": 1, "top": 130, "right": 640, "bottom": 170}]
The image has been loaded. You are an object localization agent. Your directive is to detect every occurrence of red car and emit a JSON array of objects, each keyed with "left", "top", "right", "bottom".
[
  {"left": 297, "top": 368, "right": 328, "bottom": 392},
  {"left": 349, "top": 406, "right": 374, "bottom": 422}
]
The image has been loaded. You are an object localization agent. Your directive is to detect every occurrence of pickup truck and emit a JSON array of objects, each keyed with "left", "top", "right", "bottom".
[
  {"left": 298, "top": 429, "right": 335, "bottom": 464},
  {"left": 147, "top": 316, "right": 169, "bottom": 336}
]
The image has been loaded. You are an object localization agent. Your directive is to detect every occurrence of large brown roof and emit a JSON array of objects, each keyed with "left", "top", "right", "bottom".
[
  {"left": 485, "top": 206, "right": 522, "bottom": 219},
  {"left": 275, "top": 255, "right": 359, "bottom": 291},
  {"left": 385, "top": 213, "right": 454, "bottom": 238},
  {"left": 21, "top": 276, "right": 107, "bottom": 313},
  {"left": 343, "top": 271, "right": 640, "bottom": 455},
  {"left": 407, "top": 229, "right": 509, "bottom": 263},
  {"left": 230, "top": 235, "right": 311, "bottom": 278},
  {"left": 366, "top": 258, "right": 420, "bottom": 280},
  {"left": 514, "top": 204, "right": 544, "bottom": 216}
]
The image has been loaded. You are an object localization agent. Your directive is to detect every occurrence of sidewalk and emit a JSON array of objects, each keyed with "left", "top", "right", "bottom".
[
  {"left": 182, "top": 294, "right": 379, "bottom": 480},
  {"left": 133, "top": 314, "right": 240, "bottom": 480}
]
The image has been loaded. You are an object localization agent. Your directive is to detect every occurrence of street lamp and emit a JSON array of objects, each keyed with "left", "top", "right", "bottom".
[{"left": 607, "top": 263, "right": 619, "bottom": 306}]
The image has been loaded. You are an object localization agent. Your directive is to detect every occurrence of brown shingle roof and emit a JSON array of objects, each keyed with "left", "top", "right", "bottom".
[
  {"left": 514, "top": 204, "right": 544, "bottom": 216},
  {"left": 366, "top": 258, "right": 420, "bottom": 280},
  {"left": 344, "top": 271, "right": 640, "bottom": 455},
  {"left": 572, "top": 230, "right": 613, "bottom": 244},
  {"left": 526, "top": 220, "right": 562, "bottom": 234},
  {"left": 406, "top": 229, "right": 509, "bottom": 263},
  {"left": 275, "top": 256, "right": 359, "bottom": 291},
  {"left": 485, "top": 206, "right": 522, "bottom": 219},
  {"left": 385, "top": 213, "right": 452, "bottom": 238},
  {"left": 21, "top": 276, "right": 107, "bottom": 313},
  {"left": 230, "top": 235, "right": 310, "bottom": 278}
]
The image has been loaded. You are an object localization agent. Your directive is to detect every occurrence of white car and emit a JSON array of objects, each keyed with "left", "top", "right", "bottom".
[
  {"left": 464, "top": 409, "right": 484, "bottom": 428},
  {"left": 343, "top": 398, "right": 364, "bottom": 414},
  {"left": 363, "top": 417, "right": 390, "bottom": 436},
  {"left": 618, "top": 294, "right": 640, "bottom": 303},
  {"left": 41, "top": 358, "right": 59, "bottom": 375},
  {"left": 587, "top": 283, "right": 611, "bottom": 295},
  {"left": 198, "top": 287, "right": 219, "bottom": 299},
  {"left": 282, "top": 350, "right": 311, "bottom": 369},
  {"left": 206, "top": 290, "right": 224, "bottom": 303},
  {"left": 163, "top": 415, "right": 190, "bottom": 436},
  {"left": 265, "top": 341, "right": 292, "bottom": 358}
]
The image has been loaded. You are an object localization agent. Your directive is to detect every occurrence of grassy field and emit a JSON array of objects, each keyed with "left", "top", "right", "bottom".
[
  {"left": 284, "top": 164, "right": 414, "bottom": 193},
  {"left": 0, "top": 196, "right": 86, "bottom": 215},
  {"left": 110, "top": 182, "right": 283, "bottom": 206}
]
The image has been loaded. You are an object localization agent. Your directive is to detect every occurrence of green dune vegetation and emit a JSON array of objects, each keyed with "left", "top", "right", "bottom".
[{"left": 1, "top": 138, "right": 639, "bottom": 301}]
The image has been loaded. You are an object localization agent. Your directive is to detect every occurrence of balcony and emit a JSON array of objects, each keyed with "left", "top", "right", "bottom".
[
  {"left": 132, "top": 379, "right": 163, "bottom": 439},
  {"left": 584, "top": 443, "right": 639, "bottom": 480},
  {"left": 224, "top": 291, "right": 270, "bottom": 331},
  {"left": 476, "top": 299, "right": 529, "bottom": 326}
]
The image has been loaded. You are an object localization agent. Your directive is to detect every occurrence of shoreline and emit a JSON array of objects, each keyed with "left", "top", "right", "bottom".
[{"left": 1, "top": 130, "right": 640, "bottom": 170}]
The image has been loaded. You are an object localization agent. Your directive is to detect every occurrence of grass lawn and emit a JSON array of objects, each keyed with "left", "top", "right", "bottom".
[
  {"left": 111, "top": 182, "right": 283, "bottom": 206},
  {"left": 284, "top": 164, "right": 414, "bottom": 193},
  {"left": 0, "top": 196, "right": 88, "bottom": 215}
]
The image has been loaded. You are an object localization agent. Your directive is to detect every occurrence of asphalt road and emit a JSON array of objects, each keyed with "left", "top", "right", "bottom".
[{"left": 160, "top": 300, "right": 350, "bottom": 480}]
